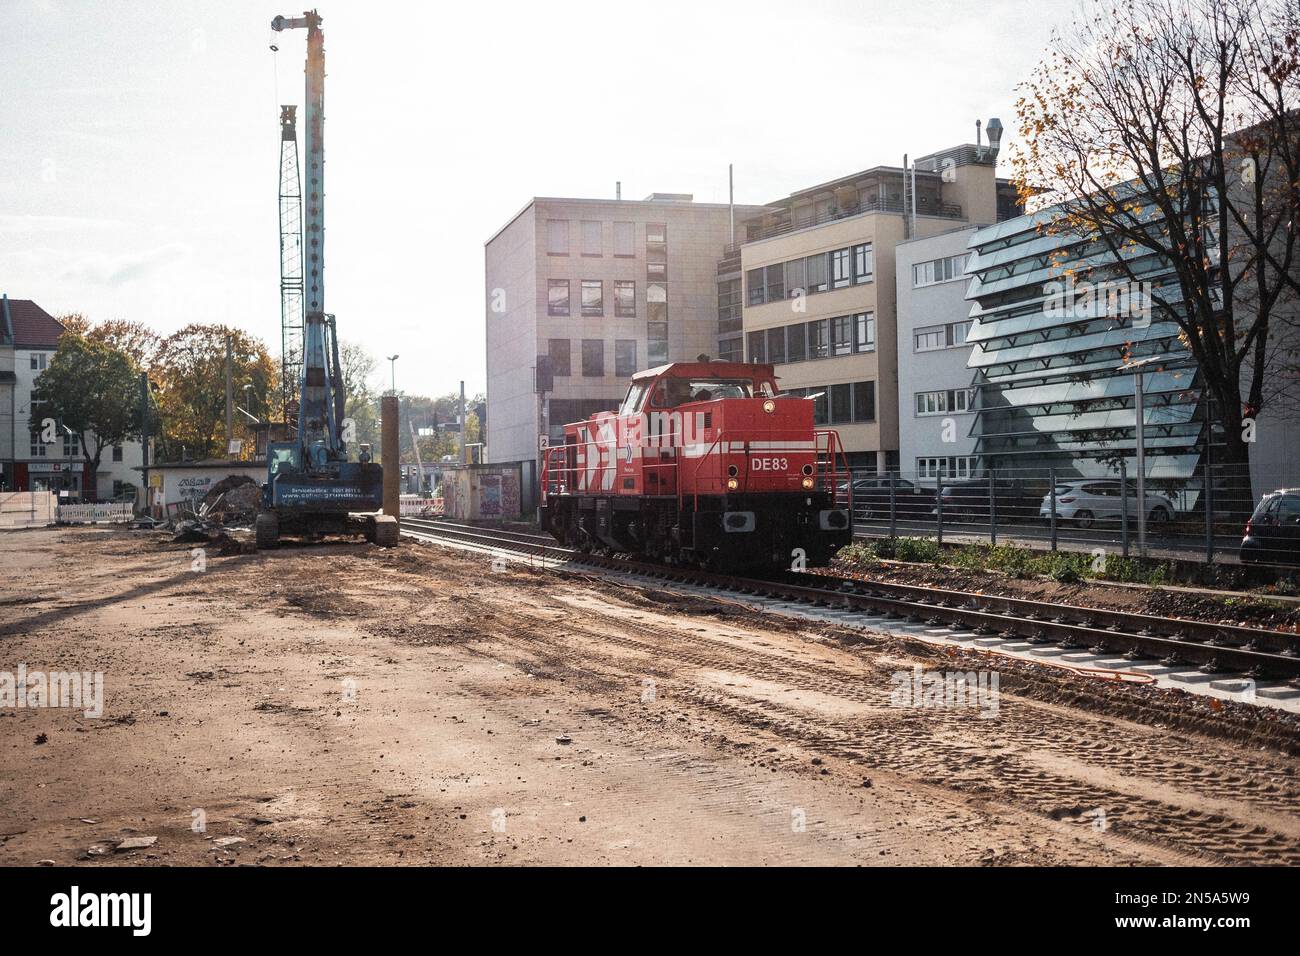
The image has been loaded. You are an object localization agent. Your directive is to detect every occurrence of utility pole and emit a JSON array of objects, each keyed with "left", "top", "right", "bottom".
[
  {"left": 225, "top": 333, "right": 234, "bottom": 457},
  {"left": 140, "top": 371, "right": 150, "bottom": 515}
]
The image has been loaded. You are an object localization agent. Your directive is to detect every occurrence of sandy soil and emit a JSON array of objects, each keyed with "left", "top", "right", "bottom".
[{"left": 1, "top": 526, "right": 1298, "bottom": 866}]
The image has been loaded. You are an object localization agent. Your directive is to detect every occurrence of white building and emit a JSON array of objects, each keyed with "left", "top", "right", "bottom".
[
  {"left": 893, "top": 226, "right": 980, "bottom": 487},
  {"left": 1, "top": 295, "right": 144, "bottom": 502}
]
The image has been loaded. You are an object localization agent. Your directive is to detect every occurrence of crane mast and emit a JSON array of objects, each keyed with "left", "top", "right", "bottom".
[
  {"left": 277, "top": 105, "right": 304, "bottom": 430},
  {"left": 271, "top": 9, "right": 343, "bottom": 462}
]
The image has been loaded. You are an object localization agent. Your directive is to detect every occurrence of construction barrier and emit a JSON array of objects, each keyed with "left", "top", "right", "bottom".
[
  {"left": 399, "top": 496, "right": 443, "bottom": 517},
  {"left": 0, "top": 492, "right": 58, "bottom": 529},
  {"left": 57, "top": 502, "right": 134, "bottom": 524}
]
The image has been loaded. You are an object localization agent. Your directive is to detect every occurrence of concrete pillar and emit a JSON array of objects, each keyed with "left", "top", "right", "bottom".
[{"left": 381, "top": 395, "right": 400, "bottom": 519}]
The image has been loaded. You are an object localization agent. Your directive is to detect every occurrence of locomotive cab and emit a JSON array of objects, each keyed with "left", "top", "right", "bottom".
[{"left": 541, "top": 361, "right": 852, "bottom": 571}]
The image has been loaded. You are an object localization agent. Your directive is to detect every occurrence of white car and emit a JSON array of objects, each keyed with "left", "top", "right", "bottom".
[{"left": 1039, "top": 479, "right": 1174, "bottom": 528}]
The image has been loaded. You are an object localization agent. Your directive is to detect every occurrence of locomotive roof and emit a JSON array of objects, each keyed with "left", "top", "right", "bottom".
[{"left": 631, "top": 361, "right": 777, "bottom": 382}]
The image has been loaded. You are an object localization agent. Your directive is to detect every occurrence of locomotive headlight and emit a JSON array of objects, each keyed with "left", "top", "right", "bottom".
[
  {"left": 727, "top": 464, "right": 739, "bottom": 478},
  {"left": 801, "top": 464, "right": 813, "bottom": 476},
  {"left": 726, "top": 477, "right": 739, "bottom": 491},
  {"left": 801, "top": 477, "right": 815, "bottom": 490},
  {"left": 762, "top": 399, "right": 776, "bottom": 414}
]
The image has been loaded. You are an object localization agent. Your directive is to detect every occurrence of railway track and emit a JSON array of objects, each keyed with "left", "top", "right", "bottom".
[{"left": 401, "top": 517, "right": 1300, "bottom": 706}]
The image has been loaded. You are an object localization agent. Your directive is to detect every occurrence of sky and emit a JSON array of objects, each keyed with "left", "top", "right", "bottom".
[{"left": 0, "top": 0, "right": 1082, "bottom": 397}]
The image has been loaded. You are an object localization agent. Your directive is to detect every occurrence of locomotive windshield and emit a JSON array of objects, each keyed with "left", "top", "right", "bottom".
[{"left": 649, "top": 377, "right": 775, "bottom": 408}]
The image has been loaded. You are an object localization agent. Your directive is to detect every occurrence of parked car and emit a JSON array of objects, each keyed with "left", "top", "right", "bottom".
[
  {"left": 1039, "top": 479, "right": 1174, "bottom": 529},
  {"left": 935, "top": 478, "right": 1040, "bottom": 523},
  {"left": 837, "top": 476, "right": 933, "bottom": 520},
  {"left": 1240, "top": 489, "right": 1300, "bottom": 566}
]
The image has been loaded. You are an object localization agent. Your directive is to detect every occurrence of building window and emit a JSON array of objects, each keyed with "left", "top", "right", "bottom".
[
  {"left": 647, "top": 244, "right": 667, "bottom": 280},
  {"left": 810, "top": 389, "right": 828, "bottom": 426},
  {"left": 830, "top": 248, "right": 851, "bottom": 289},
  {"left": 548, "top": 338, "right": 571, "bottom": 377},
  {"left": 646, "top": 222, "right": 666, "bottom": 245},
  {"left": 748, "top": 330, "right": 766, "bottom": 363},
  {"left": 63, "top": 431, "right": 80, "bottom": 457},
  {"left": 830, "top": 383, "right": 852, "bottom": 423},
  {"left": 913, "top": 253, "right": 967, "bottom": 287},
  {"left": 718, "top": 336, "right": 743, "bottom": 363},
  {"left": 786, "top": 322, "right": 807, "bottom": 362},
  {"left": 915, "top": 320, "right": 972, "bottom": 350},
  {"left": 764, "top": 263, "right": 784, "bottom": 300},
  {"left": 853, "top": 243, "right": 874, "bottom": 284},
  {"left": 581, "top": 280, "right": 603, "bottom": 317},
  {"left": 854, "top": 312, "right": 875, "bottom": 352},
  {"left": 615, "top": 339, "right": 637, "bottom": 377},
  {"left": 746, "top": 268, "right": 766, "bottom": 306},
  {"left": 581, "top": 221, "right": 602, "bottom": 257},
  {"left": 31, "top": 353, "right": 48, "bottom": 371},
  {"left": 785, "top": 257, "right": 806, "bottom": 297},
  {"left": 831, "top": 315, "right": 853, "bottom": 356},
  {"left": 581, "top": 339, "right": 604, "bottom": 377},
  {"left": 614, "top": 221, "right": 635, "bottom": 257},
  {"left": 853, "top": 381, "right": 876, "bottom": 422},
  {"left": 915, "top": 388, "right": 975, "bottom": 416},
  {"left": 30, "top": 431, "right": 47, "bottom": 457},
  {"left": 546, "top": 219, "right": 569, "bottom": 256},
  {"left": 614, "top": 281, "right": 636, "bottom": 318},
  {"left": 717, "top": 277, "right": 741, "bottom": 332},
  {"left": 548, "top": 279, "right": 570, "bottom": 316},
  {"left": 914, "top": 325, "right": 946, "bottom": 351},
  {"left": 767, "top": 327, "right": 786, "bottom": 364},
  {"left": 647, "top": 281, "right": 667, "bottom": 324},
  {"left": 808, "top": 319, "right": 828, "bottom": 358},
  {"left": 112, "top": 445, "right": 124, "bottom": 462},
  {"left": 805, "top": 253, "right": 828, "bottom": 293},
  {"left": 648, "top": 338, "right": 668, "bottom": 365},
  {"left": 918, "top": 456, "right": 978, "bottom": 479}
]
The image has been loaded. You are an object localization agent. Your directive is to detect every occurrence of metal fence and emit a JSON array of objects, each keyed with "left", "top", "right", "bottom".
[{"left": 843, "top": 462, "right": 1299, "bottom": 566}]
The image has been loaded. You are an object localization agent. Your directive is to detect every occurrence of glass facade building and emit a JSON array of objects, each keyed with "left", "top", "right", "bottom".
[{"left": 964, "top": 205, "right": 1210, "bottom": 492}]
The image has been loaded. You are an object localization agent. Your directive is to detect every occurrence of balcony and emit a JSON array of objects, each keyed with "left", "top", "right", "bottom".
[{"left": 744, "top": 198, "right": 963, "bottom": 242}]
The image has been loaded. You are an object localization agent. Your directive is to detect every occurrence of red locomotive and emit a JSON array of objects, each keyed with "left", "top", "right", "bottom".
[{"left": 540, "top": 361, "right": 853, "bottom": 570}]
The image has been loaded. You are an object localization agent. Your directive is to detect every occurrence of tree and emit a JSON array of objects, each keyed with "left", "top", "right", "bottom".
[
  {"left": 1012, "top": 0, "right": 1300, "bottom": 506},
  {"left": 153, "top": 325, "right": 277, "bottom": 461},
  {"left": 57, "top": 315, "right": 162, "bottom": 369},
  {"left": 30, "top": 334, "right": 141, "bottom": 501},
  {"left": 339, "top": 340, "right": 380, "bottom": 456}
]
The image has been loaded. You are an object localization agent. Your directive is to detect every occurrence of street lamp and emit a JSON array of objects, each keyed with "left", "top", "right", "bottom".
[
  {"left": 386, "top": 354, "right": 400, "bottom": 395},
  {"left": 1121, "top": 353, "right": 1177, "bottom": 557}
]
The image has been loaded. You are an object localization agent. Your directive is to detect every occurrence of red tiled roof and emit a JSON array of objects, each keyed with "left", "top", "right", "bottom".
[{"left": 2, "top": 297, "right": 65, "bottom": 348}]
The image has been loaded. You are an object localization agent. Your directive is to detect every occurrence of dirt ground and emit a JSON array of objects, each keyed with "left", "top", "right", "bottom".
[{"left": 2, "top": 526, "right": 1299, "bottom": 866}]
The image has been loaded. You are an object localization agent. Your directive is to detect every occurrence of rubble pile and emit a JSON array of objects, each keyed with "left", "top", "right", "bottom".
[{"left": 201, "top": 475, "right": 261, "bottom": 522}]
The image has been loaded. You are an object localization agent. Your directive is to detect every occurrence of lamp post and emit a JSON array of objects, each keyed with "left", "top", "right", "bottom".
[
  {"left": 1121, "top": 354, "right": 1177, "bottom": 557},
  {"left": 386, "top": 354, "right": 400, "bottom": 396}
]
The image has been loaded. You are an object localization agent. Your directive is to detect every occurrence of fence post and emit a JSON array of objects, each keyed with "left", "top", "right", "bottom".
[
  {"left": 936, "top": 482, "right": 944, "bottom": 546},
  {"left": 888, "top": 471, "right": 897, "bottom": 539},
  {"left": 1204, "top": 460, "right": 1214, "bottom": 565},
  {"left": 1049, "top": 467, "right": 1057, "bottom": 552},
  {"left": 1119, "top": 459, "right": 1130, "bottom": 559},
  {"left": 989, "top": 472, "right": 997, "bottom": 546}
]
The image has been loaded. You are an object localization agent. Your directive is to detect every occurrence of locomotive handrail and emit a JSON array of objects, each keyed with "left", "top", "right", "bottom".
[{"left": 542, "top": 424, "right": 851, "bottom": 512}]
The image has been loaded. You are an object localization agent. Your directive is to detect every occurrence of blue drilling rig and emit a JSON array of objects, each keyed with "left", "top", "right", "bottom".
[{"left": 256, "top": 10, "right": 396, "bottom": 549}]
